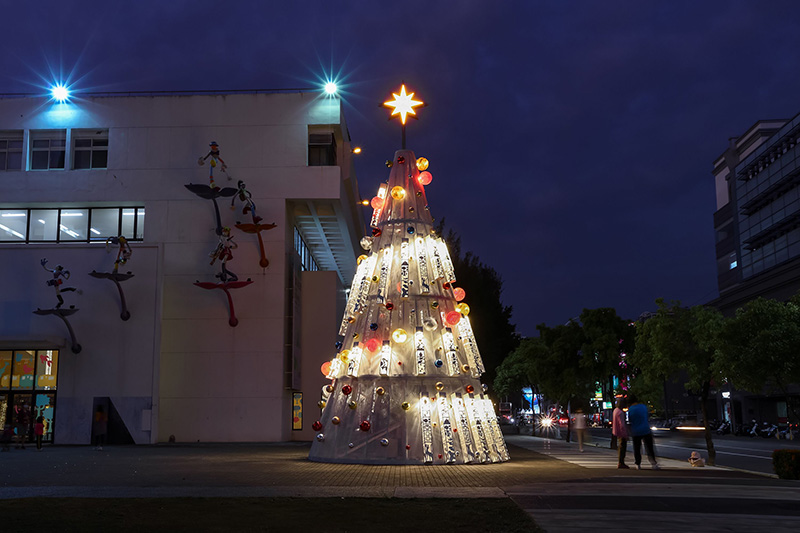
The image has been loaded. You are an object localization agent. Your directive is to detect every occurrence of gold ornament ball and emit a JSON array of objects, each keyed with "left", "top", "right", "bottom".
[
  {"left": 390, "top": 186, "right": 406, "bottom": 200},
  {"left": 401, "top": 401, "right": 410, "bottom": 411},
  {"left": 339, "top": 350, "right": 350, "bottom": 362},
  {"left": 430, "top": 300, "right": 439, "bottom": 309},
  {"left": 416, "top": 157, "right": 429, "bottom": 171},
  {"left": 332, "top": 416, "right": 341, "bottom": 425},
  {"left": 461, "top": 364, "right": 470, "bottom": 373},
  {"left": 357, "top": 254, "right": 368, "bottom": 264},
  {"left": 376, "top": 386, "right": 386, "bottom": 395},
  {"left": 455, "top": 303, "right": 470, "bottom": 316},
  {"left": 348, "top": 400, "right": 358, "bottom": 410},
  {"left": 317, "top": 400, "right": 326, "bottom": 409},
  {"left": 392, "top": 328, "right": 409, "bottom": 343},
  {"left": 325, "top": 384, "right": 334, "bottom": 393},
  {"left": 435, "top": 381, "right": 444, "bottom": 391}
]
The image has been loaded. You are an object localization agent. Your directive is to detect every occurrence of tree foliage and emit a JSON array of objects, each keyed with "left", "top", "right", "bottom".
[
  {"left": 437, "top": 222, "right": 520, "bottom": 389},
  {"left": 631, "top": 298, "right": 724, "bottom": 464},
  {"left": 717, "top": 296, "right": 800, "bottom": 422}
]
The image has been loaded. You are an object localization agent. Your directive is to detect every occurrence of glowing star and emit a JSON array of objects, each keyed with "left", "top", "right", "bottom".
[{"left": 384, "top": 84, "right": 424, "bottom": 125}]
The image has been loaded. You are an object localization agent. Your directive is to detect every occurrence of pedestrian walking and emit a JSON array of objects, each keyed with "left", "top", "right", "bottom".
[
  {"left": 627, "top": 394, "right": 660, "bottom": 470},
  {"left": 573, "top": 409, "right": 587, "bottom": 452},
  {"left": 612, "top": 398, "right": 630, "bottom": 469},
  {"left": 34, "top": 416, "right": 45, "bottom": 451}
]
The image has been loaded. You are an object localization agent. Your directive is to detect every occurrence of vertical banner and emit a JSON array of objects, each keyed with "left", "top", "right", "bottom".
[{"left": 292, "top": 392, "right": 303, "bottom": 430}]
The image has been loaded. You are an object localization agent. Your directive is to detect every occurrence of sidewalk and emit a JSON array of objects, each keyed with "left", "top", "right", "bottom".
[{"left": 2, "top": 438, "right": 799, "bottom": 532}]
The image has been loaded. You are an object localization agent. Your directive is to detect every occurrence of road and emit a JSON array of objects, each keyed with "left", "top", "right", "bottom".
[{"left": 585, "top": 427, "right": 798, "bottom": 474}]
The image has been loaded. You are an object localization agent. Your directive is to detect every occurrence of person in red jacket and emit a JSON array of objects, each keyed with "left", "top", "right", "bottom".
[{"left": 612, "top": 398, "right": 630, "bottom": 469}]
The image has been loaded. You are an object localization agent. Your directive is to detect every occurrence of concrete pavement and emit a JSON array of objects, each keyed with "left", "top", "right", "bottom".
[{"left": 2, "top": 435, "right": 799, "bottom": 532}]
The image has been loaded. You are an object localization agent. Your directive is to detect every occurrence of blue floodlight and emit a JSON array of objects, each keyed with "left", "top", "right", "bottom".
[
  {"left": 324, "top": 81, "right": 338, "bottom": 95},
  {"left": 51, "top": 84, "right": 70, "bottom": 103}
]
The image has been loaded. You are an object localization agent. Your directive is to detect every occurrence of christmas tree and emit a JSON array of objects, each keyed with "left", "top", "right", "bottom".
[{"left": 308, "top": 85, "right": 509, "bottom": 465}]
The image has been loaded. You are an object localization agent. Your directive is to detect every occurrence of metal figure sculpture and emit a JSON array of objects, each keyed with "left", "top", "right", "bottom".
[
  {"left": 197, "top": 141, "right": 230, "bottom": 189},
  {"left": 209, "top": 227, "right": 238, "bottom": 282},
  {"left": 34, "top": 259, "right": 82, "bottom": 353},
  {"left": 231, "top": 179, "right": 277, "bottom": 268},
  {"left": 41, "top": 259, "right": 80, "bottom": 309},
  {"left": 88, "top": 236, "right": 135, "bottom": 321},
  {"left": 107, "top": 235, "right": 132, "bottom": 273},
  {"left": 189, "top": 144, "right": 252, "bottom": 327}
]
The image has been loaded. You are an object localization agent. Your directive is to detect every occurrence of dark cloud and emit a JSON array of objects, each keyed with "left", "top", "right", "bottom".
[{"left": 6, "top": 1, "right": 800, "bottom": 335}]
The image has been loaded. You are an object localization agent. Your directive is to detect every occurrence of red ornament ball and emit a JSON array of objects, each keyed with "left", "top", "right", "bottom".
[
  {"left": 465, "top": 384, "right": 475, "bottom": 393},
  {"left": 445, "top": 311, "right": 462, "bottom": 326},
  {"left": 397, "top": 156, "right": 405, "bottom": 164},
  {"left": 372, "top": 228, "right": 382, "bottom": 237},
  {"left": 417, "top": 171, "right": 432, "bottom": 186},
  {"left": 385, "top": 302, "right": 394, "bottom": 311},
  {"left": 342, "top": 384, "right": 353, "bottom": 395},
  {"left": 406, "top": 444, "right": 411, "bottom": 450},
  {"left": 360, "top": 420, "right": 371, "bottom": 432},
  {"left": 365, "top": 338, "right": 381, "bottom": 353},
  {"left": 453, "top": 288, "right": 466, "bottom": 301},
  {"left": 312, "top": 421, "right": 323, "bottom": 431},
  {"left": 438, "top": 454, "right": 443, "bottom": 459},
  {"left": 443, "top": 282, "right": 451, "bottom": 290},
  {"left": 371, "top": 196, "right": 385, "bottom": 209}
]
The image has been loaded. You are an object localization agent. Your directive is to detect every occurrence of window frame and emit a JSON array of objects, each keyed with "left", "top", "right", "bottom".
[
  {"left": 0, "top": 206, "right": 145, "bottom": 243},
  {"left": 0, "top": 130, "right": 24, "bottom": 171},
  {"left": 72, "top": 129, "right": 109, "bottom": 170},
  {"left": 29, "top": 130, "right": 67, "bottom": 171}
]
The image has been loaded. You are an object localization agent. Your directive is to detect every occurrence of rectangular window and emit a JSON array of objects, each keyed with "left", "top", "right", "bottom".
[
  {"left": 308, "top": 132, "right": 337, "bottom": 166},
  {"left": 0, "top": 207, "right": 144, "bottom": 243},
  {"left": 59, "top": 209, "right": 89, "bottom": 241},
  {"left": 30, "top": 130, "right": 66, "bottom": 170},
  {"left": 0, "top": 209, "right": 27, "bottom": 241},
  {"left": 293, "top": 226, "right": 319, "bottom": 272},
  {"left": 0, "top": 349, "right": 59, "bottom": 444},
  {"left": 12, "top": 351, "right": 35, "bottom": 390},
  {"left": 35, "top": 350, "right": 58, "bottom": 391},
  {"left": 0, "top": 130, "right": 23, "bottom": 170},
  {"left": 73, "top": 130, "right": 109, "bottom": 169}
]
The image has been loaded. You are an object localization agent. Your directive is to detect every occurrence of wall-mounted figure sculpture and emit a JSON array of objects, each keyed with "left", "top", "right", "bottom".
[
  {"left": 89, "top": 236, "right": 135, "bottom": 321},
  {"left": 231, "top": 180, "right": 276, "bottom": 268},
  {"left": 34, "top": 259, "right": 82, "bottom": 353}
]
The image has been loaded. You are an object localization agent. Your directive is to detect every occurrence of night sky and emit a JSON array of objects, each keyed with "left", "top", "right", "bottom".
[{"left": 7, "top": 2, "right": 800, "bottom": 336}]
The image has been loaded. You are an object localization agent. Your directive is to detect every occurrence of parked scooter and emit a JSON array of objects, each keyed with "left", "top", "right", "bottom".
[
  {"left": 760, "top": 422, "right": 779, "bottom": 439},
  {"left": 716, "top": 421, "right": 731, "bottom": 435}
]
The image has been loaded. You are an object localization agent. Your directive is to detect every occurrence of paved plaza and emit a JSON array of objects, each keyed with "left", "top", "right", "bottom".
[{"left": 2, "top": 435, "right": 799, "bottom": 532}]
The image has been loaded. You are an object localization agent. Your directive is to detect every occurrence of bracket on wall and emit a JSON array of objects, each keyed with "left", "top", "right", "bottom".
[
  {"left": 193, "top": 280, "right": 254, "bottom": 327},
  {"left": 33, "top": 308, "right": 82, "bottom": 353},
  {"left": 235, "top": 221, "right": 277, "bottom": 267},
  {"left": 88, "top": 271, "right": 135, "bottom": 320},
  {"left": 185, "top": 183, "right": 238, "bottom": 236}
]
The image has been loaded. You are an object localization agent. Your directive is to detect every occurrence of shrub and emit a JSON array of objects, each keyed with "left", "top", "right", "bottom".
[{"left": 772, "top": 449, "right": 800, "bottom": 480}]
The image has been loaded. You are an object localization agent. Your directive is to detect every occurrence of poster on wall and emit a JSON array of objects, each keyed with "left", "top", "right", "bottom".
[{"left": 292, "top": 392, "right": 303, "bottom": 430}]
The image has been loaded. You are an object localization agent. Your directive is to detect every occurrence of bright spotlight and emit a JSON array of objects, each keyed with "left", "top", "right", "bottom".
[
  {"left": 51, "top": 85, "right": 70, "bottom": 103},
  {"left": 324, "top": 82, "right": 337, "bottom": 95}
]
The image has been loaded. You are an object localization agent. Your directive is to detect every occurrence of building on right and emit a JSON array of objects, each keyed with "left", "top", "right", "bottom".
[{"left": 710, "top": 113, "right": 800, "bottom": 428}]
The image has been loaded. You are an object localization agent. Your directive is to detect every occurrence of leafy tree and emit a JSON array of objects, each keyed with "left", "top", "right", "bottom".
[
  {"left": 579, "top": 308, "right": 635, "bottom": 409},
  {"left": 631, "top": 299, "right": 724, "bottom": 465},
  {"left": 436, "top": 221, "right": 520, "bottom": 390},
  {"left": 717, "top": 297, "right": 800, "bottom": 424}
]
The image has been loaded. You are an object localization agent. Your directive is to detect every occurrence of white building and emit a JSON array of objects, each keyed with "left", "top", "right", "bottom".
[{"left": 0, "top": 90, "right": 364, "bottom": 444}]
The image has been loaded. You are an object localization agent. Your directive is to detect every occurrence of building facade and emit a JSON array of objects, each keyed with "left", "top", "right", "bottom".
[
  {"left": 0, "top": 91, "right": 364, "bottom": 444},
  {"left": 711, "top": 113, "right": 800, "bottom": 426}
]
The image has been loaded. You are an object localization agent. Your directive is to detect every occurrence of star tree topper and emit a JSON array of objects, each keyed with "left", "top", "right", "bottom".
[{"left": 383, "top": 84, "right": 424, "bottom": 148}]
